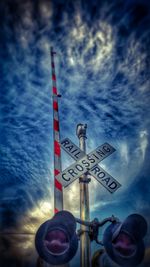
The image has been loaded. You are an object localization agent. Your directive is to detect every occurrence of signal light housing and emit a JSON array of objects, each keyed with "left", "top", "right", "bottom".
[
  {"left": 35, "top": 210, "right": 78, "bottom": 265},
  {"left": 103, "top": 214, "right": 147, "bottom": 266}
]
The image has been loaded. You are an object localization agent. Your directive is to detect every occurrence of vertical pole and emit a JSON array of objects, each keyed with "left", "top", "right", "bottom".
[
  {"left": 76, "top": 124, "right": 91, "bottom": 267},
  {"left": 50, "top": 47, "right": 63, "bottom": 213},
  {"left": 50, "top": 48, "right": 69, "bottom": 267}
]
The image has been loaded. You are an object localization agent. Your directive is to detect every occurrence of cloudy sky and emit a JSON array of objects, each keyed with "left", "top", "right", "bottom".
[{"left": 0, "top": 0, "right": 150, "bottom": 266}]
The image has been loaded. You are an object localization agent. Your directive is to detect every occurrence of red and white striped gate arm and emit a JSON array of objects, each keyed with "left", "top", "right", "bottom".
[{"left": 50, "top": 47, "right": 63, "bottom": 214}]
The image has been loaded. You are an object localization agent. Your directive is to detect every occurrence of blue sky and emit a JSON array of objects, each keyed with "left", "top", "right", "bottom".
[{"left": 0, "top": 0, "right": 150, "bottom": 266}]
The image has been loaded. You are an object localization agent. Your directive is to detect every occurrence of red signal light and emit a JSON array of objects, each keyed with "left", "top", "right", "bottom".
[
  {"left": 103, "top": 214, "right": 147, "bottom": 266},
  {"left": 44, "top": 229, "right": 69, "bottom": 255},
  {"left": 112, "top": 231, "right": 136, "bottom": 257},
  {"left": 35, "top": 210, "right": 78, "bottom": 265}
]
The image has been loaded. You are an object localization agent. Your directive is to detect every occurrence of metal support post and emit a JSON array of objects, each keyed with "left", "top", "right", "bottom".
[{"left": 76, "top": 124, "right": 91, "bottom": 267}]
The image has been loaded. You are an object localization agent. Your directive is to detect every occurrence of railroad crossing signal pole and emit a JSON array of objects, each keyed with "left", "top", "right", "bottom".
[
  {"left": 76, "top": 124, "right": 91, "bottom": 267},
  {"left": 35, "top": 49, "right": 147, "bottom": 267},
  {"left": 35, "top": 122, "right": 147, "bottom": 267}
]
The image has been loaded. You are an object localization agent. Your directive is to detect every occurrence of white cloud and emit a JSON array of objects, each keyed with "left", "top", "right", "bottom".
[
  {"left": 119, "top": 142, "right": 129, "bottom": 165},
  {"left": 39, "top": 1, "right": 53, "bottom": 21},
  {"left": 140, "top": 130, "right": 148, "bottom": 161}
]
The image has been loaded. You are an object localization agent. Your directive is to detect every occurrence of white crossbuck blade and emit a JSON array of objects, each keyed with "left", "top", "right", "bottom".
[{"left": 56, "top": 138, "right": 121, "bottom": 193}]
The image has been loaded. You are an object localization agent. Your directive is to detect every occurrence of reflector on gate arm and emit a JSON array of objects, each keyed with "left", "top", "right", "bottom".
[
  {"left": 103, "top": 214, "right": 148, "bottom": 266},
  {"left": 35, "top": 211, "right": 78, "bottom": 265}
]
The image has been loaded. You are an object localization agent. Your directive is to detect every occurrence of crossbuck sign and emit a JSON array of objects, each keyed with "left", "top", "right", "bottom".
[{"left": 56, "top": 138, "right": 121, "bottom": 193}]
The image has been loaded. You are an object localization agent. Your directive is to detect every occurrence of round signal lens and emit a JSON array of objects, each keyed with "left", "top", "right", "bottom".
[
  {"left": 112, "top": 232, "right": 136, "bottom": 257},
  {"left": 44, "top": 229, "right": 69, "bottom": 255}
]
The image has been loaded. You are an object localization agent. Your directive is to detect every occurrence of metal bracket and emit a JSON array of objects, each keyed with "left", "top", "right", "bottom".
[
  {"left": 76, "top": 215, "right": 120, "bottom": 244},
  {"left": 77, "top": 229, "right": 90, "bottom": 240},
  {"left": 79, "top": 177, "right": 91, "bottom": 183}
]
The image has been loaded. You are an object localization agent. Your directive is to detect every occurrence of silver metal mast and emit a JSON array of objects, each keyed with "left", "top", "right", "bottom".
[{"left": 76, "top": 124, "right": 91, "bottom": 267}]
